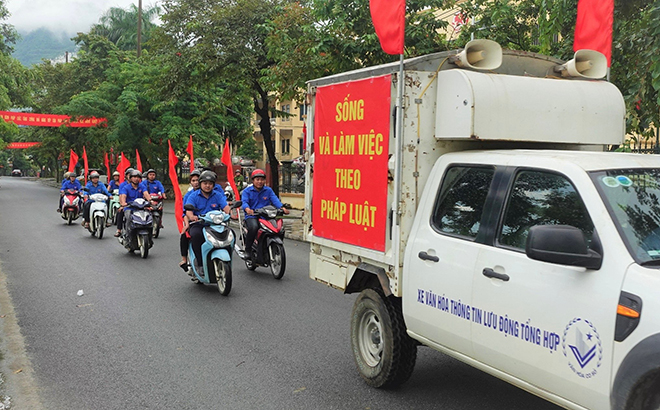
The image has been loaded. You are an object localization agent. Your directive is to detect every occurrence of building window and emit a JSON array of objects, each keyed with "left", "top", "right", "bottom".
[
  {"left": 299, "top": 138, "right": 304, "bottom": 155},
  {"left": 299, "top": 104, "right": 307, "bottom": 121},
  {"left": 282, "top": 139, "right": 290, "bottom": 154},
  {"left": 282, "top": 104, "right": 290, "bottom": 121}
]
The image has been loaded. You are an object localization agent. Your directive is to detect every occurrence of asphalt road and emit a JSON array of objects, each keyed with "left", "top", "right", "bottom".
[{"left": 0, "top": 177, "right": 559, "bottom": 409}]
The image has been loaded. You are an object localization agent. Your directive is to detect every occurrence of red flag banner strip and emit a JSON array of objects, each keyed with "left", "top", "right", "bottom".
[
  {"left": 221, "top": 139, "right": 240, "bottom": 200},
  {"left": 0, "top": 111, "right": 107, "bottom": 128},
  {"left": 369, "top": 0, "right": 405, "bottom": 55},
  {"left": 574, "top": 0, "right": 614, "bottom": 66},
  {"left": 168, "top": 140, "right": 184, "bottom": 234},
  {"left": 6, "top": 142, "right": 40, "bottom": 149}
]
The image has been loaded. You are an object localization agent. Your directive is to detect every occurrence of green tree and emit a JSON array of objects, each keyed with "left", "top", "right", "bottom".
[{"left": 90, "top": 3, "right": 161, "bottom": 52}]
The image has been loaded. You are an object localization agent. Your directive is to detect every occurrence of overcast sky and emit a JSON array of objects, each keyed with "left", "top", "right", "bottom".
[{"left": 6, "top": 0, "right": 154, "bottom": 35}]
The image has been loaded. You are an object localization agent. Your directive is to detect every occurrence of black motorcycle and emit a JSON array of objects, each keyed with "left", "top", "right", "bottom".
[
  {"left": 236, "top": 205, "right": 286, "bottom": 279},
  {"left": 118, "top": 198, "right": 153, "bottom": 258}
]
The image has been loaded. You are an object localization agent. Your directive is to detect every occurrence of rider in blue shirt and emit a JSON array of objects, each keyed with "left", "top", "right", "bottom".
[
  {"left": 241, "top": 169, "right": 288, "bottom": 260},
  {"left": 115, "top": 169, "right": 151, "bottom": 237},
  {"left": 58, "top": 172, "right": 83, "bottom": 212},
  {"left": 82, "top": 171, "right": 111, "bottom": 228},
  {"left": 179, "top": 169, "right": 201, "bottom": 270},
  {"left": 118, "top": 168, "right": 134, "bottom": 192},
  {"left": 185, "top": 171, "right": 231, "bottom": 268},
  {"left": 108, "top": 171, "right": 120, "bottom": 192},
  {"left": 140, "top": 169, "right": 167, "bottom": 196}
]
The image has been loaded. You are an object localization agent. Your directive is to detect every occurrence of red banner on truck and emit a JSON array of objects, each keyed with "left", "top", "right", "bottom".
[{"left": 312, "top": 75, "right": 391, "bottom": 251}]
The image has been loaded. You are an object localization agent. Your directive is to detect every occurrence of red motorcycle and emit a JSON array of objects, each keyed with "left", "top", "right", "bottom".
[
  {"left": 237, "top": 205, "right": 286, "bottom": 279},
  {"left": 150, "top": 193, "right": 164, "bottom": 238},
  {"left": 60, "top": 189, "right": 82, "bottom": 225}
]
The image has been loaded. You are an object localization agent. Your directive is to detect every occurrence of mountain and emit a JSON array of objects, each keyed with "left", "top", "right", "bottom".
[{"left": 12, "top": 28, "right": 77, "bottom": 66}]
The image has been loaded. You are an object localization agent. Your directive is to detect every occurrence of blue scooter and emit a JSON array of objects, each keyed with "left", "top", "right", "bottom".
[{"left": 184, "top": 201, "right": 241, "bottom": 296}]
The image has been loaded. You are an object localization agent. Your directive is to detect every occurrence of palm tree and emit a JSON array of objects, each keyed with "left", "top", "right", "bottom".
[{"left": 91, "top": 4, "right": 161, "bottom": 52}]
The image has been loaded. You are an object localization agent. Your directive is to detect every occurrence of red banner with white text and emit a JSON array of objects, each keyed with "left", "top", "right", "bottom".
[
  {"left": 312, "top": 75, "right": 391, "bottom": 251},
  {"left": 6, "top": 142, "right": 40, "bottom": 149},
  {"left": 0, "top": 111, "right": 107, "bottom": 127}
]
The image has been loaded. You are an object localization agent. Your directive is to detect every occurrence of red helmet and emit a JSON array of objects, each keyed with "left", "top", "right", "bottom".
[{"left": 251, "top": 169, "right": 266, "bottom": 179}]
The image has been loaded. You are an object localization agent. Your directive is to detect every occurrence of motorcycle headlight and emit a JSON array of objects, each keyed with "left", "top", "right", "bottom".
[
  {"left": 266, "top": 209, "right": 277, "bottom": 218},
  {"left": 211, "top": 214, "right": 227, "bottom": 225},
  {"left": 205, "top": 228, "right": 234, "bottom": 248}
]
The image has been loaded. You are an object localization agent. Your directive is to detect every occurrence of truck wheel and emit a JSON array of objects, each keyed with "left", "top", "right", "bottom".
[
  {"left": 627, "top": 372, "right": 660, "bottom": 410},
  {"left": 351, "top": 288, "right": 417, "bottom": 388}
]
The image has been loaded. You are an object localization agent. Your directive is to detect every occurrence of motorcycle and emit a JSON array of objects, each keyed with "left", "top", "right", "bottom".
[
  {"left": 224, "top": 182, "right": 234, "bottom": 202},
  {"left": 60, "top": 189, "right": 82, "bottom": 225},
  {"left": 184, "top": 201, "right": 242, "bottom": 296},
  {"left": 85, "top": 192, "right": 108, "bottom": 239},
  {"left": 108, "top": 189, "right": 120, "bottom": 226},
  {"left": 236, "top": 205, "right": 286, "bottom": 279},
  {"left": 117, "top": 198, "right": 153, "bottom": 258},
  {"left": 150, "top": 193, "right": 164, "bottom": 238}
]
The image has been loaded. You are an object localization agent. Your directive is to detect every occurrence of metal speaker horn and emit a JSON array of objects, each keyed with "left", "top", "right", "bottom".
[
  {"left": 559, "top": 49, "right": 607, "bottom": 79},
  {"left": 452, "top": 39, "right": 503, "bottom": 70}
]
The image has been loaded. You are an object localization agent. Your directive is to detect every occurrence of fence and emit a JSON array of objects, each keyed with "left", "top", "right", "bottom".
[{"left": 280, "top": 161, "right": 305, "bottom": 193}]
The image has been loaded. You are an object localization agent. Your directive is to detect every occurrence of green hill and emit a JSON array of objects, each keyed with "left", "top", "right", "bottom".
[{"left": 12, "top": 28, "right": 77, "bottom": 66}]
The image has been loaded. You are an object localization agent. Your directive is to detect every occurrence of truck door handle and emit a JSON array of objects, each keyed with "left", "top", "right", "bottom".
[
  {"left": 482, "top": 268, "right": 510, "bottom": 282},
  {"left": 418, "top": 251, "right": 439, "bottom": 262}
]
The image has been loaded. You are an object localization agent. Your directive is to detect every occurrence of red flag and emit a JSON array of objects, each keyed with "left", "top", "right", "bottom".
[
  {"left": 135, "top": 149, "right": 143, "bottom": 173},
  {"left": 82, "top": 146, "right": 89, "bottom": 184},
  {"left": 221, "top": 138, "right": 240, "bottom": 200},
  {"left": 370, "top": 0, "right": 405, "bottom": 55},
  {"left": 117, "top": 152, "right": 130, "bottom": 184},
  {"left": 168, "top": 140, "right": 184, "bottom": 233},
  {"left": 68, "top": 149, "right": 79, "bottom": 173},
  {"left": 104, "top": 153, "right": 110, "bottom": 178},
  {"left": 574, "top": 0, "right": 614, "bottom": 66},
  {"left": 186, "top": 135, "right": 194, "bottom": 172},
  {"left": 302, "top": 122, "right": 307, "bottom": 153}
]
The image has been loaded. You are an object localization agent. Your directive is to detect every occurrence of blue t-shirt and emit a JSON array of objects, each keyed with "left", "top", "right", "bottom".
[
  {"left": 140, "top": 179, "right": 165, "bottom": 195},
  {"left": 61, "top": 179, "right": 82, "bottom": 191},
  {"left": 108, "top": 180, "right": 120, "bottom": 192},
  {"left": 84, "top": 182, "right": 110, "bottom": 200},
  {"left": 182, "top": 188, "right": 199, "bottom": 217},
  {"left": 119, "top": 183, "right": 147, "bottom": 205},
  {"left": 241, "top": 185, "right": 283, "bottom": 218},
  {"left": 185, "top": 189, "right": 228, "bottom": 216}
]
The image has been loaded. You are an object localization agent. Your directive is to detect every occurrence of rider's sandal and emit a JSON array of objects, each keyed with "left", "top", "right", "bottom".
[
  {"left": 114, "top": 231, "right": 121, "bottom": 237},
  {"left": 179, "top": 262, "right": 188, "bottom": 272}
]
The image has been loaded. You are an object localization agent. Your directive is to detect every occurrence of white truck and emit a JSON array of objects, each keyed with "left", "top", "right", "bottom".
[{"left": 303, "top": 40, "right": 660, "bottom": 410}]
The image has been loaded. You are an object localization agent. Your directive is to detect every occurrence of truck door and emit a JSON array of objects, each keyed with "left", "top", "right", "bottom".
[
  {"left": 471, "top": 168, "right": 618, "bottom": 409},
  {"left": 404, "top": 165, "right": 496, "bottom": 355}
]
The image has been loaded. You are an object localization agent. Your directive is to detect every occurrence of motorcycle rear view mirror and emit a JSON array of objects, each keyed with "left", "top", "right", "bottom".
[
  {"left": 232, "top": 201, "right": 242, "bottom": 209},
  {"left": 184, "top": 204, "right": 197, "bottom": 211}
]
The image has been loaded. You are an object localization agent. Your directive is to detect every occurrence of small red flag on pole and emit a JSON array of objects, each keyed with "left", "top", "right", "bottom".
[
  {"left": 104, "top": 153, "right": 110, "bottom": 179},
  {"left": 82, "top": 146, "right": 89, "bottom": 184},
  {"left": 117, "top": 152, "right": 130, "bottom": 183},
  {"left": 370, "top": 0, "right": 405, "bottom": 55},
  {"left": 135, "top": 149, "right": 143, "bottom": 173},
  {"left": 168, "top": 140, "right": 184, "bottom": 233},
  {"left": 186, "top": 135, "right": 195, "bottom": 172},
  {"left": 221, "top": 138, "right": 240, "bottom": 200},
  {"left": 68, "top": 149, "right": 79, "bottom": 173},
  {"left": 574, "top": 0, "right": 614, "bottom": 66}
]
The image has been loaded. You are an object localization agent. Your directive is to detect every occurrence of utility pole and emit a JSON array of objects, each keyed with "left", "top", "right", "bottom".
[{"left": 137, "top": 0, "right": 143, "bottom": 57}]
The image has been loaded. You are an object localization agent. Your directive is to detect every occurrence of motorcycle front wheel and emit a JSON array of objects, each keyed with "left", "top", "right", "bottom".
[
  {"left": 268, "top": 243, "right": 286, "bottom": 280},
  {"left": 67, "top": 211, "right": 73, "bottom": 225},
  {"left": 96, "top": 216, "right": 105, "bottom": 239},
  {"left": 213, "top": 259, "right": 232, "bottom": 296},
  {"left": 153, "top": 215, "right": 161, "bottom": 238},
  {"left": 138, "top": 234, "right": 149, "bottom": 259}
]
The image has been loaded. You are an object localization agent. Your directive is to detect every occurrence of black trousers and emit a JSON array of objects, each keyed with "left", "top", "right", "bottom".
[
  {"left": 180, "top": 232, "right": 190, "bottom": 257},
  {"left": 116, "top": 209, "right": 125, "bottom": 230},
  {"left": 83, "top": 201, "right": 93, "bottom": 222},
  {"left": 189, "top": 223, "right": 205, "bottom": 265},
  {"left": 244, "top": 218, "right": 260, "bottom": 254}
]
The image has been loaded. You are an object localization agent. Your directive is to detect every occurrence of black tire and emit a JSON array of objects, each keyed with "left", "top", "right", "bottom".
[
  {"left": 96, "top": 216, "right": 105, "bottom": 239},
  {"left": 67, "top": 212, "right": 73, "bottom": 225},
  {"left": 626, "top": 373, "right": 660, "bottom": 410},
  {"left": 268, "top": 243, "right": 286, "bottom": 279},
  {"left": 244, "top": 254, "right": 257, "bottom": 271},
  {"left": 213, "top": 259, "right": 232, "bottom": 296},
  {"left": 153, "top": 215, "right": 161, "bottom": 238},
  {"left": 138, "top": 234, "right": 149, "bottom": 259},
  {"left": 350, "top": 289, "right": 417, "bottom": 388}
]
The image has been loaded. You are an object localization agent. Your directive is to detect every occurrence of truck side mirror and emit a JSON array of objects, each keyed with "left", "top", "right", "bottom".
[{"left": 526, "top": 225, "right": 602, "bottom": 270}]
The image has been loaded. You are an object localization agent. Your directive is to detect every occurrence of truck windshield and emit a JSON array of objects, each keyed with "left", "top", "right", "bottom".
[{"left": 591, "top": 169, "right": 660, "bottom": 264}]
